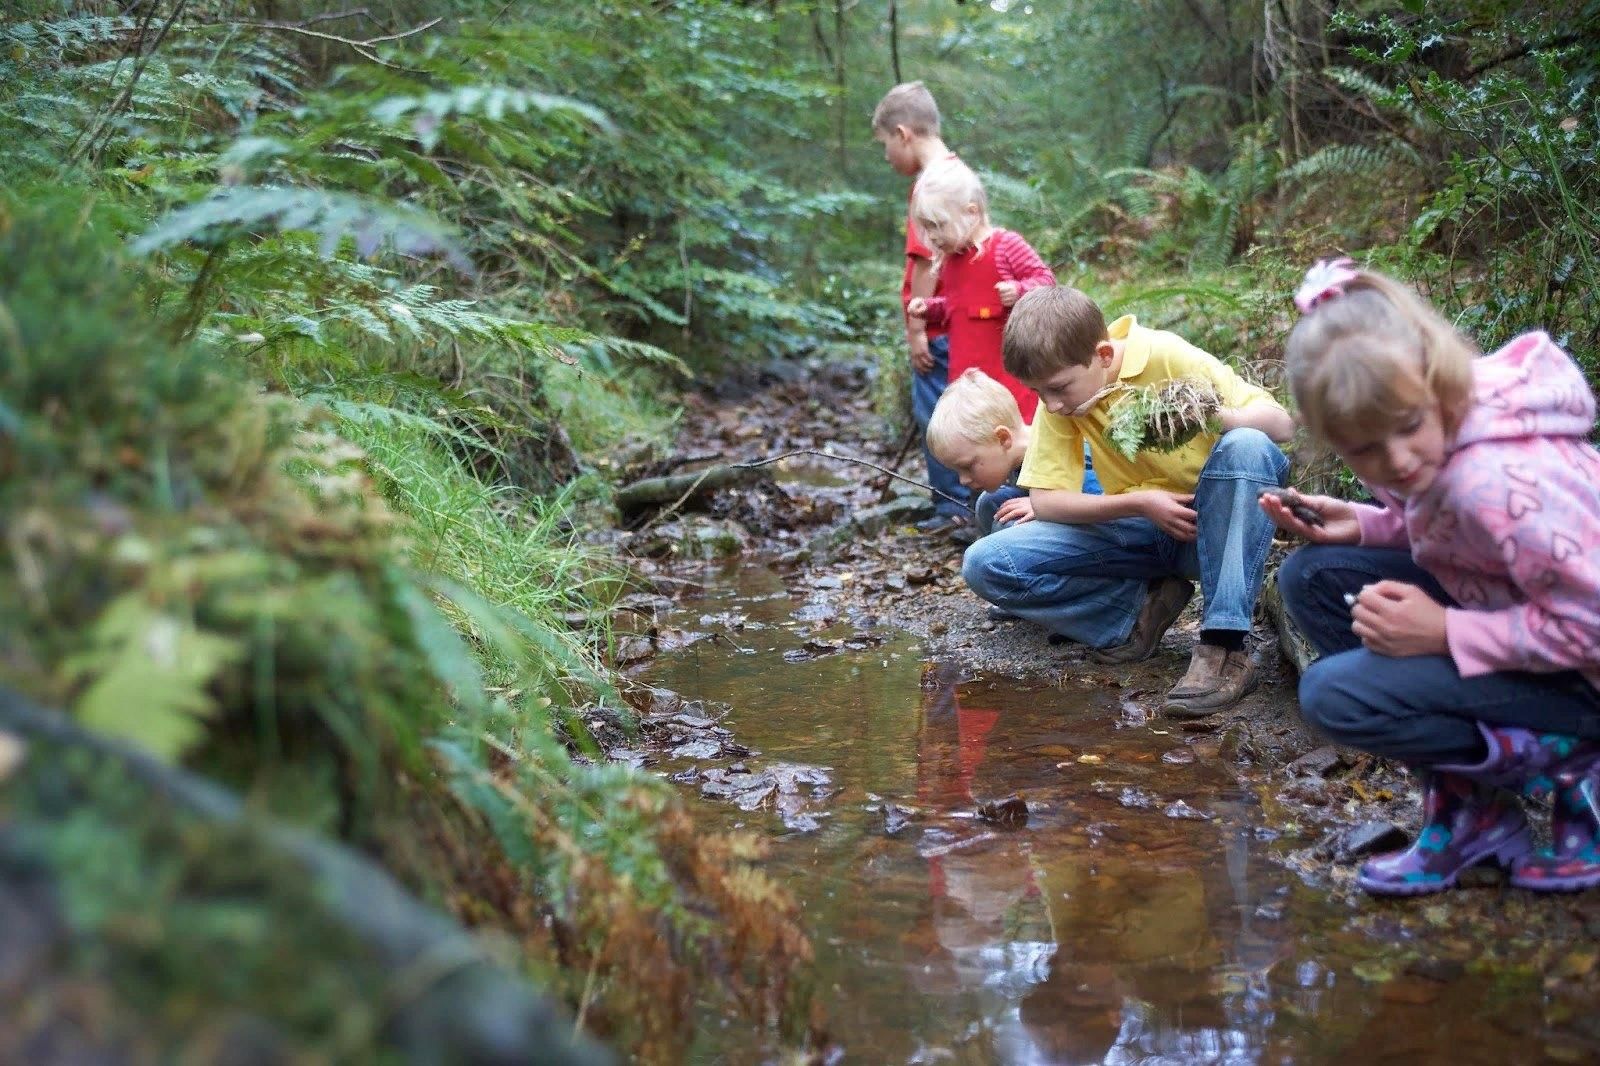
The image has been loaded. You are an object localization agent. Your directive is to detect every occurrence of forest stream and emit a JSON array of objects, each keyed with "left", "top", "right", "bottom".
[{"left": 611, "top": 356, "right": 1600, "bottom": 1064}]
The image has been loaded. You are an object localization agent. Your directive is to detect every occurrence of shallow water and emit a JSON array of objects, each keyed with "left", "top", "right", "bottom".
[{"left": 649, "top": 564, "right": 1577, "bottom": 1065}]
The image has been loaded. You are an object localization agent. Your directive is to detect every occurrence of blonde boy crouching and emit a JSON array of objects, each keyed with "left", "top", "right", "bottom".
[
  {"left": 926, "top": 369, "right": 1033, "bottom": 537},
  {"left": 961, "top": 288, "right": 1295, "bottom": 717}
]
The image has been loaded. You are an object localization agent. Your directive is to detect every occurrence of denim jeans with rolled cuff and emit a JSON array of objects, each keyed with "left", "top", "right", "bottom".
[
  {"left": 912, "top": 336, "right": 972, "bottom": 519},
  {"left": 962, "top": 428, "right": 1288, "bottom": 648},
  {"left": 1278, "top": 544, "right": 1600, "bottom": 766}
]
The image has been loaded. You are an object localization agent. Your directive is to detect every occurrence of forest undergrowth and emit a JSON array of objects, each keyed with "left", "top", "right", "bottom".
[{"left": 1, "top": 0, "right": 1595, "bottom": 1060}]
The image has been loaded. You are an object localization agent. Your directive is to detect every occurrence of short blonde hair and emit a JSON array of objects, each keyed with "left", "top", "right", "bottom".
[
  {"left": 926, "top": 369, "right": 1023, "bottom": 460},
  {"left": 871, "top": 81, "right": 941, "bottom": 136},
  {"left": 1002, "top": 287, "right": 1108, "bottom": 382},
  {"left": 910, "top": 158, "right": 990, "bottom": 258},
  {"left": 1286, "top": 267, "right": 1478, "bottom": 444}
]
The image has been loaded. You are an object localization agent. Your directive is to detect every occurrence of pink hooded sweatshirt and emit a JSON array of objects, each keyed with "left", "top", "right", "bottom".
[{"left": 1354, "top": 331, "right": 1600, "bottom": 689}]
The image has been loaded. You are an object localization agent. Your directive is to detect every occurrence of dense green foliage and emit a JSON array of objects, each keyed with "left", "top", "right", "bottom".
[{"left": 2, "top": 0, "right": 1594, "bottom": 1059}]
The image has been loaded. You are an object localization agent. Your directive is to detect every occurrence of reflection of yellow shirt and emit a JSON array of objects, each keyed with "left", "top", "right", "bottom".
[{"left": 1018, "top": 315, "right": 1277, "bottom": 496}]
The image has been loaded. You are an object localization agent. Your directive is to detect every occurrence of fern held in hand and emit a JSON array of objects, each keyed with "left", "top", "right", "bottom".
[{"left": 1106, "top": 378, "right": 1222, "bottom": 459}]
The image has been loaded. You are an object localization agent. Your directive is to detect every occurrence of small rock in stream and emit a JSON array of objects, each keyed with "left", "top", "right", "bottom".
[
  {"left": 1118, "top": 787, "right": 1159, "bottom": 810},
  {"left": 1337, "top": 820, "right": 1410, "bottom": 861},
  {"left": 882, "top": 804, "right": 913, "bottom": 835},
  {"left": 1164, "top": 800, "right": 1210, "bottom": 821},
  {"left": 1284, "top": 745, "right": 1347, "bottom": 778},
  {"left": 1162, "top": 747, "right": 1197, "bottom": 765},
  {"left": 977, "top": 795, "right": 1030, "bottom": 827}
]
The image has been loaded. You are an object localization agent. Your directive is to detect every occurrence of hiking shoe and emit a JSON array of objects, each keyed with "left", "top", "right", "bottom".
[
  {"left": 914, "top": 513, "right": 966, "bottom": 533},
  {"left": 947, "top": 520, "right": 979, "bottom": 547},
  {"left": 985, "top": 604, "right": 1019, "bottom": 622},
  {"left": 1161, "top": 644, "right": 1260, "bottom": 718},
  {"left": 1089, "top": 577, "right": 1193, "bottom": 664}
]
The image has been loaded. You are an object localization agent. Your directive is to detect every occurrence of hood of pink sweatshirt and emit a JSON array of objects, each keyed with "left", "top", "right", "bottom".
[
  {"left": 1450, "top": 330, "right": 1596, "bottom": 448},
  {"left": 1362, "top": 332, "right": 1600, "bottom": 686}
]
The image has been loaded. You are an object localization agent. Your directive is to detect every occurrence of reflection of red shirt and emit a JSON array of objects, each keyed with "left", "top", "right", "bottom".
[
  {"left": 900, "top": 154, "right": 958, "bottom": 340},
  {"left": 919, "top": 230, "right": 1055, "bottom": 421}
]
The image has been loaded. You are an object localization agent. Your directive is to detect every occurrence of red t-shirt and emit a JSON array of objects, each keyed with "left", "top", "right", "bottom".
[{"left": 900, "top": 154, "right": 958, "bottom": 340}]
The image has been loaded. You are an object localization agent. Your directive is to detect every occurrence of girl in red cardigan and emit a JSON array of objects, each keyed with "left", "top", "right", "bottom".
[{"left": 906, "top": 159, "right": 1056, "bottom": 422}]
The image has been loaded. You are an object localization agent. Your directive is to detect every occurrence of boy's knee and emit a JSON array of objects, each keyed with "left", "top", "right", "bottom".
[
  {"left": 961, "top": 535, "right": 1006, "bottom": 597},
  {"left": 1208, "top": 428, "right": 1286, "bottom": 478}
]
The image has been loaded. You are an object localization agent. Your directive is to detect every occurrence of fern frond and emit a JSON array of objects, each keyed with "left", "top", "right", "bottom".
[
  {"left": 371, "top": 86, "right": 612, "bottom": 150},
  {"left": 132, "top": 185, "right": 469, "bottom": 269}
]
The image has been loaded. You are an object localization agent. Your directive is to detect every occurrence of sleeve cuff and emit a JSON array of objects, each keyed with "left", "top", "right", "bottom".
[
  {"left": 1354, "top": 502, "right": 1408, "bottom": 547},
  {"left": 1445, "top": 609, "right": 1512, "bottom": 678}
]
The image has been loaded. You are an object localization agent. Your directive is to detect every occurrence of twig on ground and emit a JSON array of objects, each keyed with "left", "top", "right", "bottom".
[
  {"left": 735, "top": 448, "right": 972, "bottom": 513},
  {"left": 874, "top": 423, "right": 920, "bottom": 503}
]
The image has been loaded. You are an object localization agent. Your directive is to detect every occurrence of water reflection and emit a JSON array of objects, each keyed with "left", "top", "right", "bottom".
[{"left": 650, "top": 570, "right": 1563, "bottom": 1064}]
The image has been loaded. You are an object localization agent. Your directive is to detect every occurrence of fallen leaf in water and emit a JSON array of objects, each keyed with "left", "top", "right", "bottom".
[
  {"left": 1076, "top": 754, "right": 1103, "bottom": 764},
  {"left": 1351, "top": 960, "right": 1395, "bottom": 984},
  {"left": 1557, "top": 951, "right": 1598, "bottom": 979},
  {"left": 671, "top": 738, "right": 722, "bottom": 760}
]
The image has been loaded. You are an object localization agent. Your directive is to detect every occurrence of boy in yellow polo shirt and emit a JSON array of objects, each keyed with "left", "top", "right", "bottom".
[{"left": 961, "top": 287, "right": 1295, "bottom": 716}]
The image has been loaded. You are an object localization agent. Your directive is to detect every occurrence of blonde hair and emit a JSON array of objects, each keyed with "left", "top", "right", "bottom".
[
  {"left": 926, "top": 369, "right": 1023, "bottom": 460},
  {"left": 910, "top": 158, "right": 990, "bottom": 261},
  {"left": 1286, "top": 267, "right": 1479, "bottom": 443},
  {"left": 1002, "top": 286, "right": 1108, "bottom": 382},
  {"left": 871, "top": 81, "right": 941, "bottom": 136}
]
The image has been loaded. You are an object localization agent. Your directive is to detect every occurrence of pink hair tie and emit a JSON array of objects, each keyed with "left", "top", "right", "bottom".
[{"left": 1294, "top": 257, "right": 1359, "bottom": 313}]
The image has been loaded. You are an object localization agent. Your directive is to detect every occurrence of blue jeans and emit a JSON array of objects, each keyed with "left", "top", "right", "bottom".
[
  {"left": 962, "top": 429, "right": 1288, "bottom": 648},
  {"left": 1279, "top": 544, "right": 1600, "bottom": 765},
  {"left": 912, "top": 336, "right": 972, "bottom": 519},
  {"left": 974, "top": 452, "right": 1103, "bottom": 536}
]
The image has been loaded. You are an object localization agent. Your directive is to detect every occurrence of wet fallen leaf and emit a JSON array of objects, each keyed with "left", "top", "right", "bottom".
[
  {"left": 1076, "top": 754, "right": 1103, "bottom": 764},
  {"left": 1351, "top": 960, "right": 1395, "bottom": 983},
  {"left": 1557, "top": 951, "right": 1598, "bottom": 979},
  {"left": 671, "top": 738, "right": 722, "bottom": 760}
]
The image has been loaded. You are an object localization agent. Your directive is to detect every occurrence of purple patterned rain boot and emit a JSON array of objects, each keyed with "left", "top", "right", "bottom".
[
  {"left": 1512, "top": 756, "right": 1600, "bottom": 893},
  {"left": 1357, "top": 771, "right": 1532, "bottom": 896}
]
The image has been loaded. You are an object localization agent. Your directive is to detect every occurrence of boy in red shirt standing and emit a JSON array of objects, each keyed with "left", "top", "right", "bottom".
[{"left": 872, "top": 81, "right": 973, "bottom": 541}]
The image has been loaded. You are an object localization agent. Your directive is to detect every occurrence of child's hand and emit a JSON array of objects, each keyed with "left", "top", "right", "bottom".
[
  {"left": 995, "top": 281, "right": 1021, "bottom": 307},
  {"left": 1136, "top": 490, "right": 1199, "bottom": 541},
  {"left": 906, "top": 297, "right": 929, "bottom": 319},
  {"left": 1350, "top": 581, "right": 1449, "bottom": 657},
  {"left": 994, "top": 496, "right": 1035, "bottom": 525},
  {"left": 1258, "top": 489, "right": 1361, "bottom": 544}
]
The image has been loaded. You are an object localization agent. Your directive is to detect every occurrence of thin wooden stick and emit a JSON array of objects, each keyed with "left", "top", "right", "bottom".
[
  {"left": 875, "top": 422, "right": 919, "bottom": 503},
  {"left": 735, "top": 449, "right": 972, "bottom": 513}
]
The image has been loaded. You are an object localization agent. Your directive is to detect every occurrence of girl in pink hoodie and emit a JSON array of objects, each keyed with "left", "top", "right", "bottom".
[{"left": 1263, "top": 259, "right": 1600, "bottom": 896}]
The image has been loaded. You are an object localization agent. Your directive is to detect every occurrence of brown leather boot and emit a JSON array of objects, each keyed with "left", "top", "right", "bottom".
[
  {"left": 1089, "top": 576, "right": 1194, "bottom": 664},
  {"left": 1162, "top": 644, "right": 1259, "bottom": 718}
]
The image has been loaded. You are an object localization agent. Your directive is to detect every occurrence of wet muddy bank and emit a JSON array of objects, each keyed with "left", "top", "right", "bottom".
[{"left": 594, "top": 351, "right": 1600, "bottom": 1060}]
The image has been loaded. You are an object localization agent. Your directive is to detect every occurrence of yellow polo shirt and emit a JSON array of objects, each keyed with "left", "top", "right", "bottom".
[{"left": 1018, "top": 315, "right": 1277, "bottom": 496}]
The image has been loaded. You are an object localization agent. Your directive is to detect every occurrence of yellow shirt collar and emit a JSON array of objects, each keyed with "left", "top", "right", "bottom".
[{"left": 1109, "top": 315, "right": 1150, "bottom": 379}]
